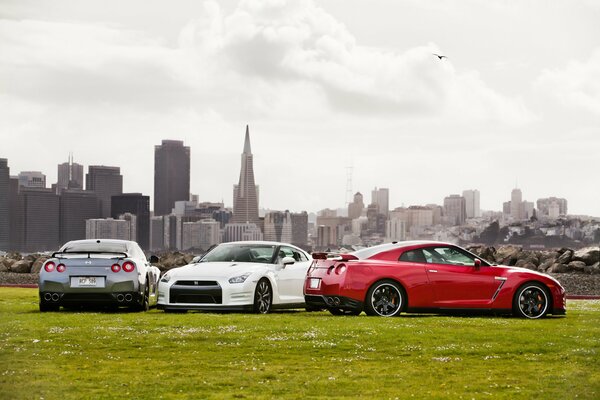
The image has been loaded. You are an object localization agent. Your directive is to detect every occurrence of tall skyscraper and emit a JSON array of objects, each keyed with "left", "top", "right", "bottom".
[
  {"left": 510, "top": 188, "right": 523, "bottom": 220},
  {"left": 371, "top": 187, "right": 390, "bottom": 217},
  {"left": 13, "top": 188, "right": 60, "bottom": 252},
  {"left": 444, "top": 195, "right": 466, "bottom": 226},
  {"left": 462, "top": 189, "right": 481, "bottom": 219},
  {"left": 0, "top": 159, "right": 9, "bottom": 250},
  {"left": 154, "top": 140, "right": 190, "bottom": 216},
  {"left": 59, "top": 189, "right": 101, "bottom": 245},
  {"left": 291, "top": 211, "right": 309, "bottom": 248},
  {"left": 86, "top": 166, "right": 123, "bottom": 217},
  {"left": 232, "top": 125, "right": 260, "bottom": 225},
  {"left": 57, "top": 153, "right": 84, "bottom": 192},
  {"left": 111, "top": 193, "right": 150, "bottom": 250}
]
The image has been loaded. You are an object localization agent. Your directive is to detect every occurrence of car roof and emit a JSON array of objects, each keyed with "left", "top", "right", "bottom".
[{"left": 352, "top": 240, "right": 457, "bottom": 259}]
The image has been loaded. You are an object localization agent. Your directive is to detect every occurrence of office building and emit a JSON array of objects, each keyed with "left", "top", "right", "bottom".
[
  {"left": 111, "top": 193, "right": 150, "bottom": 250},
  {"left": 13, "top": 188, "right": 60, "bottom": 252},
  {"left": 348, "top": 192, "right": 364, "bottom": 219},
  {"left": 462, "top": 189, "right": 481, "bottom": 219},
  {"left": 154, "top": 140, "right": 190, "bottom": 216},
  {"left": 510, "top": 188, "right": 522, "bottom": 220},
  {"left": 18, "top": 171, "right": 46, "bottom": 188},
  {"left": 59, "top": 189, "right": 101, "bottom": 244},
  {"left": 86, "top": 166, "right": 123, "bottom": 217},
  {"left": 86, "top": 216, "right": 135, "bottom": 241},
  {"left": 232, "top": 125, "right": 260, "bottom": 225},
  {"left": 537, "top": 197, "right": 568, "bottom": 218},
  {"left": 264, "top": 211, "right": 292, "bottom": 243},
  {"left": 371, "top": 187, "right": 389, "bottom": 217},
  {"left": 223, "top": 223, "right": 263, "bottom": 242},
  {"left": 443, "top": 195, "right": 466, "bottom": 226},
  {"left": 291, "top": 211, "right": 309, "bottom": 248},
  {"left": 57, "top": 154, "right": 84, "bottom": 192},
  {"left": 0, "top": 159, "right": 9, "bottom": 250}
]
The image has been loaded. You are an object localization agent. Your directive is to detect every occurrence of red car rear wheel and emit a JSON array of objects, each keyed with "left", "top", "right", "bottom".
[{"left": 365, "top": 280, "right": 405, "bottom": 317}]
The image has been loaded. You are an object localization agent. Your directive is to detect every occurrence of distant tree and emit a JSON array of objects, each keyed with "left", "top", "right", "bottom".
[{"left": 478, "top": 221, "right": 499, "bottom": 245}]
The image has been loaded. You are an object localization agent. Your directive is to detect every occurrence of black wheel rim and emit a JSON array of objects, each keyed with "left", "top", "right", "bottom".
[
  {"left": 371, "top": 284, "right": 402, "bottom": 316},
  {"left": 518, "top": 286, "right": 548, "bottom": 319},
  {"left": 255, "top": 281, "right": 271, "bottom": 314}
]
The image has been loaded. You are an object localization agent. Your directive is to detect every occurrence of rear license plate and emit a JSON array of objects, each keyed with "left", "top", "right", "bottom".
[
  {"left": 71, "top": 277, "right": 105, "bottom": 288},
  {"left": 79, "top": 277, "right": 97, "bottom": 286},
  {"left": 309, "top": 278, "right": 321, "bottom": 289}
]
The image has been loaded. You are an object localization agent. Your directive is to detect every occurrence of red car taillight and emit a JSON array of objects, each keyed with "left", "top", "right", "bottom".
[
  {"left": 122, "top": 261, "right": 135, "bottom": 273},
  {"left": 111, "top": 264, "right": 121, "bottom": 273},
  {"left": 56, "top": 264, "right": 66, "bottom": 273},
  {"left": 44, "top": 262, "right": 55, "bottom": 272},
  {"left": 335, "top": 264, "right": 347, "bottom": 275}
]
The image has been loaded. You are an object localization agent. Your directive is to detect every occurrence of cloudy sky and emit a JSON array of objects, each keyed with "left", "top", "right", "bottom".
[{"left": 1, "top": 0, "right": 599, "bottom": 216}]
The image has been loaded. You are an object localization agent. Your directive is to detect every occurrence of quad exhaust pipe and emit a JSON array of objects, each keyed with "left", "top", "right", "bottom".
[
  {"left": 124, "top": 294, "right": 132, "bottom": 302},
  {"left": 116, "top": 294, "right": 125, "bottom": 302},
  {"left": 44, "top": 293, "right": 60, "bottom": 302}
]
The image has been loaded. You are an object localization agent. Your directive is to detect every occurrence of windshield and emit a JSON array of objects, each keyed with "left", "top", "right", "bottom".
[{"left": 200, "top": 244, "right": 277, "bottom": 264}]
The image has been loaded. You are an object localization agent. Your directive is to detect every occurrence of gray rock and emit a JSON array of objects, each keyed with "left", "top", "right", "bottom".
[
  {"left": 522, "top": 262, "right": 537, "bottom": 271},
  {"left": 0, "top": 257, "right": 16, "bottom": 269},
  {"left": 538, "top": 257, "right": 556, "bottom": 272},
  {"left": 549, "top": 263, "right": 569, "bottom": 273},
  {"left": 10, "top": 260, "right": 33, "bottom": 273},
  {"left": 494, "top": 245, "right": 522, "bottom": 265},
  {"left": 0, "top": 264, "right": 8, "bottom": 273},
  {"left": 556, "top": 249, "right": 573, "bottom": 265},
  {"left": 31, "top": 257, "right": 48, "bottom": 274},
  {"left": 567, "top": 261, "right": 586, "bottom": 272},
  {"left": 573, "top": 247, "right": 600, "bottom": 265},
  {"left": 584, "top": 262, "right": 600, "bottom": 275}
]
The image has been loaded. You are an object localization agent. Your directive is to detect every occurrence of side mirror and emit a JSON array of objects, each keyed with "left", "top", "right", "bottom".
[
  {"left": 281, "top": 256, "right": 295, "bottom": 266},
  {"left": 149, "top": 255, "right": 159, "bottom": 264},
  {"left": 474, "top": 259, "right": 481, "bottom": 269}
]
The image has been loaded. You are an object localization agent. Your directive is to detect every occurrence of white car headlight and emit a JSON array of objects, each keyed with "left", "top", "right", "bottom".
[
  {"left": 228, "top": 273, "right": 251, "bottom": 284},
  {"left": 160, "top": 272, "right": 172, "bottom": 283}
]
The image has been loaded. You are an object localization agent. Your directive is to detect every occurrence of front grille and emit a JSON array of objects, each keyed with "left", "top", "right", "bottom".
[
  {"left": 174, "top": 280, "right": 219, "bottom": 286},
  {"left": 170, "top": 282, "right": 223, "bottom": 304},
  {"left": 175, "top": 294, "right": 222, "bottom": 304}
]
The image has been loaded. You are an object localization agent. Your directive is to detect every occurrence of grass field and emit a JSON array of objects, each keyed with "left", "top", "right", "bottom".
[{"left": 1, "top": 288, "right": 599, "bottom": 399}]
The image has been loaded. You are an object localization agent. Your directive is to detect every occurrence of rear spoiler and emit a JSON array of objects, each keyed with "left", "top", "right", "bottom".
[
  {"left": 312, "top": 252, "right": 359, "bottom": 261},
  {"left": 52, "top": 251, "right": 128, "bottom": 259}
]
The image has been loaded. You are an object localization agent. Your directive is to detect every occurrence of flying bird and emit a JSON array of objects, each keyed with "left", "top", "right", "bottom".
[{"left": 433, "top": 53, "right": 447, "bottom": 60}]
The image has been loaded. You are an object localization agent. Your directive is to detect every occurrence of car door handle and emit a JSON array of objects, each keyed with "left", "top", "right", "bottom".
[{"left": 428, "top": 269, "right": 438, "bottom": 273}]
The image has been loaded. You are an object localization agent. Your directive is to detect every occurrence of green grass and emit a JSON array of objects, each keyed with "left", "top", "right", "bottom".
[{"left": 0, "top": 288, "right": 599, "bottom": 399}]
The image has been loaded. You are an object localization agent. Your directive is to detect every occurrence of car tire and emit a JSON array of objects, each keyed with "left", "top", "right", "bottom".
[
  {"left": 253, "top": 279, "right": 272, "bottom": 314},
  {"left": 364, "top": 280, "right": 405, "bottom": 317},
  {"left": 513, "top": 282, "right": 550, "bottom": 319},
  {"left": 39, "top": 302, "right": 59, "bottom": 312},
  {"left": 328, "top": 308, "right": 361, "bottom": 316},
  {"left": 135, "top": 282, "right": 150, "bottom": 312}
]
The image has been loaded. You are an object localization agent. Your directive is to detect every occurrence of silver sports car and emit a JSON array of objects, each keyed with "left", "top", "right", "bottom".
[{"left": 39, "top": 239, "right": 161, "bottom": 312}]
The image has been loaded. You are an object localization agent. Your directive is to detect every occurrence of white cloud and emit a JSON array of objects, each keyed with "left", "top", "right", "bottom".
[
  {"left": 0, "top": 0, "right": 532, "bottom": 124},
  {"left": 536, "top": 48, "right": 600, "bottom": 115}
]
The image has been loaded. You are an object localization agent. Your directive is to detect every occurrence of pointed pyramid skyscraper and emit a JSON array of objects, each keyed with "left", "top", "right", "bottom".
[{"left": 232, "top": 125, "right": 260, "bottom": 224}]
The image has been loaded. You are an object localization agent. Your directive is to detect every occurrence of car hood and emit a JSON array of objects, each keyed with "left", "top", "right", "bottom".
[
  {"left": 166, "top": 261, "right": 267, "bottom": 280},
  {"left": 493, "top": 264, "right": 563, "bottom": 286}
]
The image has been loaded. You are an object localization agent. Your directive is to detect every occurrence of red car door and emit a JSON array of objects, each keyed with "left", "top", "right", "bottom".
[{"left": 422, "top": 246, "right": 503, "bottom": 308}]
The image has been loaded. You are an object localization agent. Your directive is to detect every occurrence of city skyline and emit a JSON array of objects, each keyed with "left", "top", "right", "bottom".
[{"left": 1, "top": 1, "right": 599, "bottom": 216}]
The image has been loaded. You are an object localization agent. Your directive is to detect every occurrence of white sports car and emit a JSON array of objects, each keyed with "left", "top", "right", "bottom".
[{"left": 157, "top": 241, "right": 312, "bottom": 313}]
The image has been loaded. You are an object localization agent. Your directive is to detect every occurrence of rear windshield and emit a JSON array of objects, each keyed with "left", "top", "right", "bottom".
[{"left": 60, "top": 242, "right": 128, "bottom": 254}]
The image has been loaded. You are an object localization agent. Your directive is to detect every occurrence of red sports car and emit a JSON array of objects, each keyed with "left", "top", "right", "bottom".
[{"left": 304, "top": 241, "right": 566, "bottom": 319}]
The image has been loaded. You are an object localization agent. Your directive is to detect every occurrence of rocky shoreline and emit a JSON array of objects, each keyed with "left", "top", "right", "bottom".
[{"left": 1, "top": 245, "right": 599, "bottom": 295}]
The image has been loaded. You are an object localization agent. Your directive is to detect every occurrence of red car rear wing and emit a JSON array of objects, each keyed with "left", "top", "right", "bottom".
[{"left": 311, "top": 252, "right": 359, "bottom": 261}]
